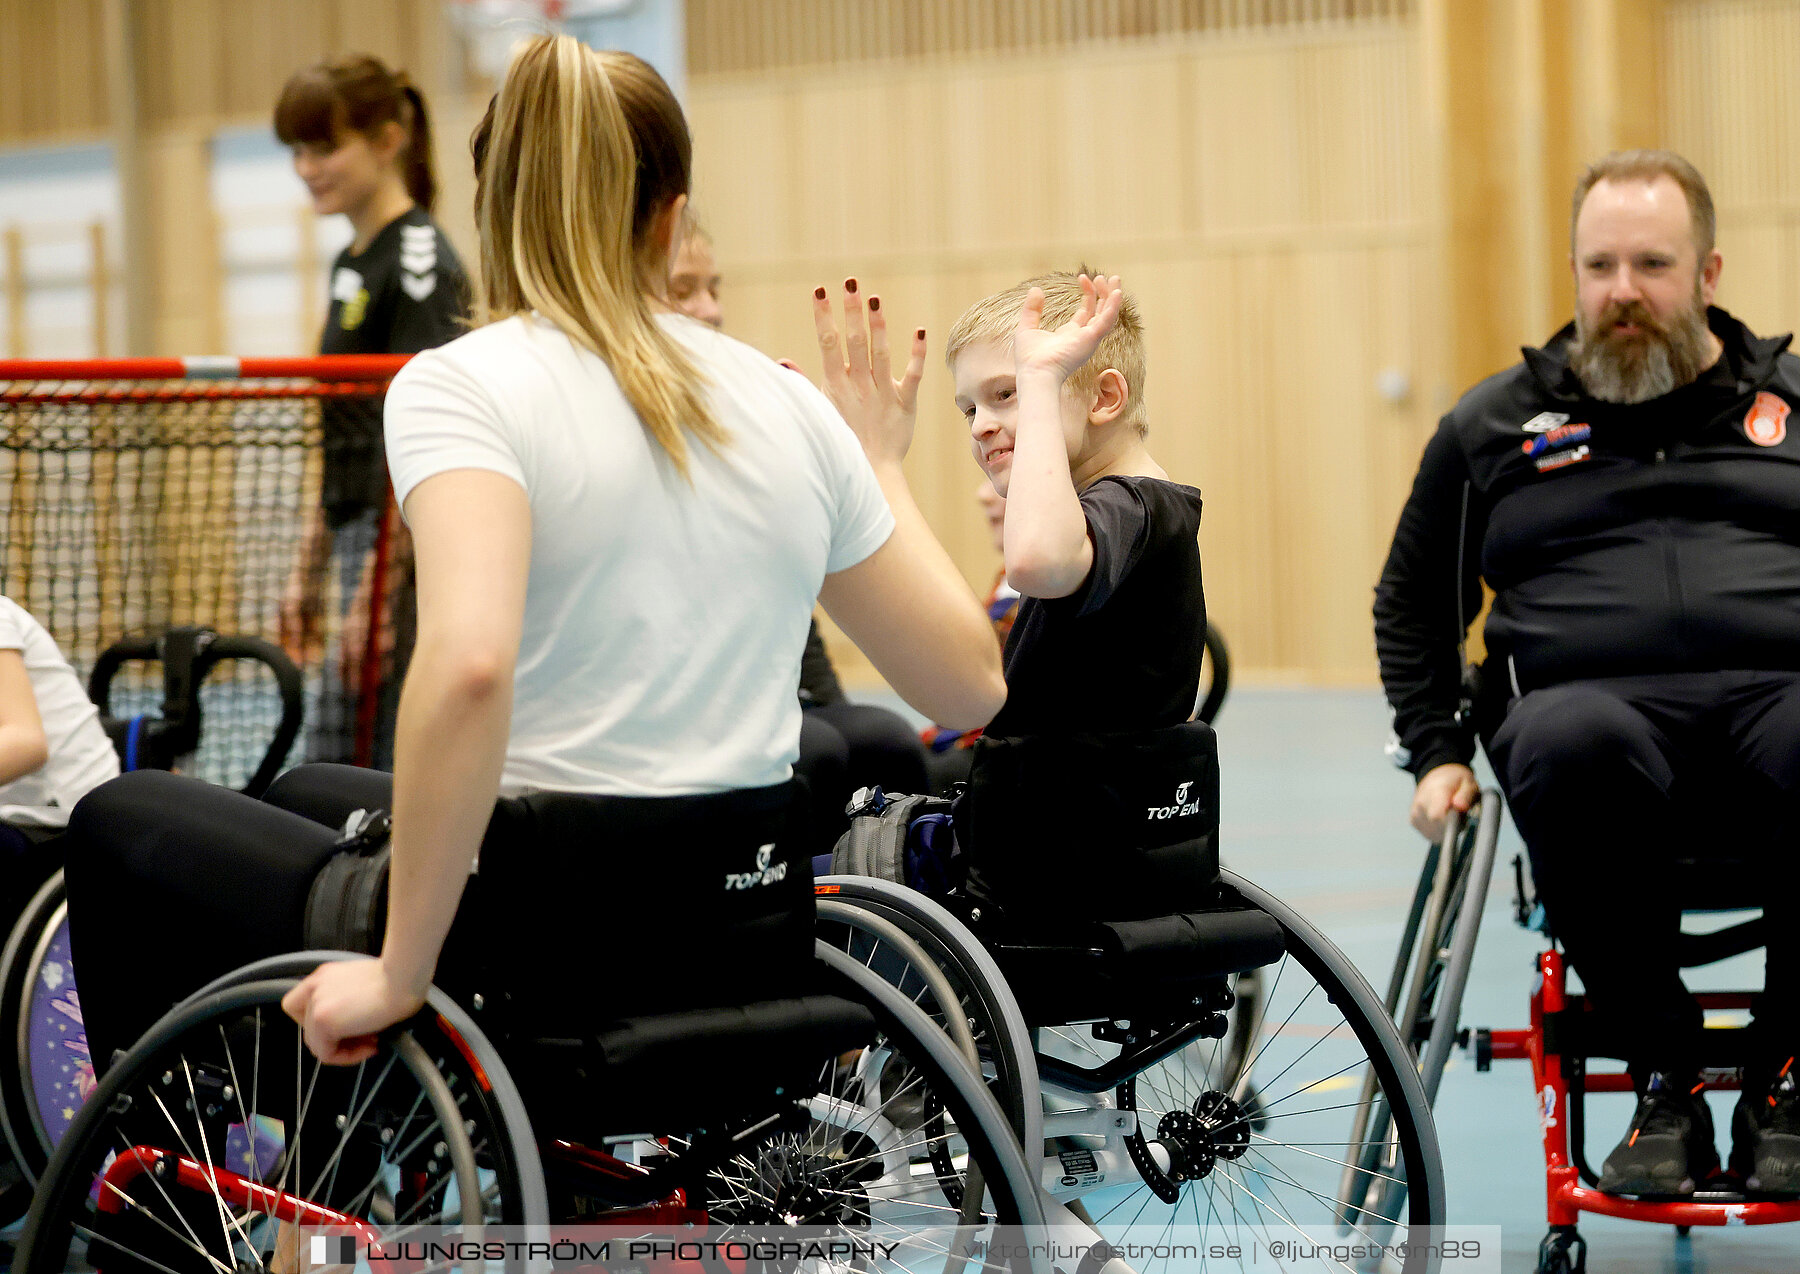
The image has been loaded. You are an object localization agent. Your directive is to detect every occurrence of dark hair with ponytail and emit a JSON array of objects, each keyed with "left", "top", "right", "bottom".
[{"left": 275, "top": 54, "right": 437, "bottom": 212}]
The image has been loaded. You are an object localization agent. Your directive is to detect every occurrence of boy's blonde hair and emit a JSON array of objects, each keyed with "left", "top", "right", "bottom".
[{"left": 944, "top": 270, "right": 1148, "bottom": 437}]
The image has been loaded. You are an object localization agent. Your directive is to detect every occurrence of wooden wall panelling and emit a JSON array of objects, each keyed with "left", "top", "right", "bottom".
[
  {"left": 133, "top": 0, "right": 176, "bottom": 128},
  {"left": 1663, "top": 0, "right": 1800, "bottom": 341},
  {"left": 685, "top": 0, "right": 1415, "bottom": 74},
  {"left": 935, "top": 60, "right": 1061, "bottom": 253},
  {"left": 1053, "top": 50, "right": 1186, "bottom": 247},
  {"left": 688, "top": 86, "right": 797, "bottom": 266},
  {"left": 689, "top": 21, "right": 1430, "bottom": 682},
  {"left": 131, "top": 0, "right": 442, "bottom": 129},
  {"left": 51, "top": 0, "right": 105, "bottom": 140},
  {"left": 3, "top": 226, "right": 23, "bottom": 356},
  {"left": 159, "top": 0, "right": 227, "bottom": 126},
  {"left": 15, "top": 0, "right": 54, "bottom": 135},
  {"left": 337, "top": 0, "right": 411, "bottom": 71},
  {"left": 1574, "top": 0, "right": 1664, "bottom": 160},
  {"left": 141, "top": 126, "right": 220, "bottom": 354},
  {"left": 3, "top": 0, "right": 59, "bottom": 136},
  {"left": 0, "top": 0, "right": 24, "bottom": 140},
  {"left": 1191, "top": 45, "right": 1308, "bottom": 233}
]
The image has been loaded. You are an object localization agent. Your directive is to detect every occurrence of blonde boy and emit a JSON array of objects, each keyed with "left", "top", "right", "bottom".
[{"left": 945, "top": 272, "right": 1206, "bottom": 737}]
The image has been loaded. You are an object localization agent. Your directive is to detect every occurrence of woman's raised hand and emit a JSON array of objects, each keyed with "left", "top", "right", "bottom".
[
  {"left": 1013, "top": 273, "right": 1123, "bottom": 382},
  {"left": 811, "top": 279, "right": 926, "bottom": 468}
]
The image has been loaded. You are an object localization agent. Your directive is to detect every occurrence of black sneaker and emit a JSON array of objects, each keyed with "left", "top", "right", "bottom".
[
  {"left": 1596, "top": 1071, "right": 1718, "bottom": 1196},
  {"left": 1730, "top": 1057, "right": 1800, "bottom": 1195}
]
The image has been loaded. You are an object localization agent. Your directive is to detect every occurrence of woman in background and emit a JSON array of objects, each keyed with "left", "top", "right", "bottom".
[{"left": 275, "top": 54, "right": 470, "bottom": 766}]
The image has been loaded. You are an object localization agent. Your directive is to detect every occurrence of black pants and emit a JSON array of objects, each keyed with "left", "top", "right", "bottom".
[
  {"left": 63, "top": 766, "right": 813, "bottom": 1076},
  {"left": 794, "top": 703, "right": 928, "bottom": 855},
  {"left": 1486, "top": 671, "right": 1800, "bottom": 1077}
]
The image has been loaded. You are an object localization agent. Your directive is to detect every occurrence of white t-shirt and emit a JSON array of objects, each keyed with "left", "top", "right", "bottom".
[
  {"left": 0, "top": 598, "right": 121, "bottom": 826},
  {"left": 384, "top": 312, "right": 895, "bottom": 796}
]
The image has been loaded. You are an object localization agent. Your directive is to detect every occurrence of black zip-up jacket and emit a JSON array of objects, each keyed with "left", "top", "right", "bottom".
[{"left": 1375, "top": 307, "right": 1800, "bottom": 779}]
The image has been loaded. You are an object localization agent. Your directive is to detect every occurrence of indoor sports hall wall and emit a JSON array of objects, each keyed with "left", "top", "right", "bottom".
[
  {"left": 1662, "top": 1, "right": 1800, "bottom": 345},
  {"left": 2, "top": 0, "right": 1798, "bottom": 684},
  {"left": 685, "top": 7, "right": 1432, "bottom": 683}
]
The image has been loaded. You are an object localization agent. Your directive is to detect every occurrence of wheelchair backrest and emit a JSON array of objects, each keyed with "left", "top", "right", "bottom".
[
  {"left": 958, "top": 718, "right": 1220, "bottom": 926},
  {"left": 458, "top": 780, "right": 820, "bottom": 1023}
]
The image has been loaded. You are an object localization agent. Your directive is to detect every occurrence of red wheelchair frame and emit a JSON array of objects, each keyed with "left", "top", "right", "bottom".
[
  {"left": 1479, "top": 903, "right": 1800, "bottom": 1271},
  {"left": 1483, "top": 942, "right": 1800, "bottom": 1266},
  {"left": 1376, "top": 786, "right": 1800, "bottom": 1274}
]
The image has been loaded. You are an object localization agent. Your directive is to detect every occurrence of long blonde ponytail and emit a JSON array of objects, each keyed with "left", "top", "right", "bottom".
[{"left": 472, "top": 37, "right": 723, "bottom": 476}]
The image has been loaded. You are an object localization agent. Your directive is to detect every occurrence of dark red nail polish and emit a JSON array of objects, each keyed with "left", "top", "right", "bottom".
[
  {"left": 916, "top": 329, "right": 926, "bottom": 340},
  {"left": 845, "top": 278, "right": 858, "bottom": 293},
  {"left": 813, "top": 286, "right": 826, "bottom": 300},
  {"left": 868, "top": 297, "right": 880, "bottom": 311}
]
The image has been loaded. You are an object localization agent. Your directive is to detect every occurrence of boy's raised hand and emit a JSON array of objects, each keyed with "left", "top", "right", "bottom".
[
  {"left": 811, "top": 279, "right": 926, "bottom": 468},
  {"left": 1013, "top": 273, "right": 1123, "bottom": 382}
]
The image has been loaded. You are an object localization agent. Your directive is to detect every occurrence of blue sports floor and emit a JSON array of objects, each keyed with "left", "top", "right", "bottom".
[{"left": 873, "top": 684, "right": 1792, "bottom": 1273}]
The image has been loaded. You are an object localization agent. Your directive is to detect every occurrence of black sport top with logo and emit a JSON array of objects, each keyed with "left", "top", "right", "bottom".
[
  {"left": 318, "top": 207, "right": 469, "bottom": 528},
  {"left": 987, "top": 475, "right": 1205, "bottom": 739}
]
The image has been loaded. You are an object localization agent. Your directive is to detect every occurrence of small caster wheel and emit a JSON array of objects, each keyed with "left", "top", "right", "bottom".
[{"left": 1536, "top": 1227, "right": 1587, "bottom": 1274}]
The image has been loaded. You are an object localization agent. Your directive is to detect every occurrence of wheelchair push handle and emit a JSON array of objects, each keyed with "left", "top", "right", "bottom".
[
  {"left": 88, "top": 626, "right": 305, "bottom": 798},
  {"left": 1196, "top": 621, "right": 1231, "bottom": 725}
]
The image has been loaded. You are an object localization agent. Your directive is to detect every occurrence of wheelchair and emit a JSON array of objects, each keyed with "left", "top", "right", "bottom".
[
  {"left": 1364, "top": 780, "right": 1800, "bottom": 1273},
  {"left": 12, "top": 783, "right": 1050, "bottom": 1274},
  {"left": 0, "top": 628, "right": 303, "bottom": 1218},
  {"left": 812, "top": 716, "right": 1449, "bottom": 1273}
]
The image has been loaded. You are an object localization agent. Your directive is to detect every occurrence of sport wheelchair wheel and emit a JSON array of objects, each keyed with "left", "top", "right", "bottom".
[
  {"left": 15, "top": 953, "right": 547, "bottom": 1274},
  {"left": 1028, "top": 870, "right": 1446, "bottom": 1269},
  {"left": 815, "top": 870, "right": 1446, "bottom": 1269},
  {"left": 816, "top": 875, "right": 1042, "bottom": 1153},
  {"left": 0, "top": 869, "right": 83, "bottom": 1192},
  {"left": 547, "top": 943, "right": 1047, "bottom": 1271},
  {"left": 1339, "top": 790, "right": 1499, "bottom": 1228}
]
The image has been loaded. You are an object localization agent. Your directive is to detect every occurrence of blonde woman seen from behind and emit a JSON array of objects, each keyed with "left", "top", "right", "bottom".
[{"left": 66, "top": 36, "right": 1002, "bottom": 1074}]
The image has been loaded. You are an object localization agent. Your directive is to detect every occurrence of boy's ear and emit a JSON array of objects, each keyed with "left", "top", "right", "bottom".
[{"left": 1087, "top": 369, "right": 1130, "bottom": 427}]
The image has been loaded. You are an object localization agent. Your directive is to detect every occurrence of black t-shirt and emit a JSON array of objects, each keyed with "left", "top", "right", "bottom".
[
  {"left": 318, "top": 207, "right": 469, "bottom": 528},
  {"left": 987, "top": 475, "right": 1205, "bottom": 738}
]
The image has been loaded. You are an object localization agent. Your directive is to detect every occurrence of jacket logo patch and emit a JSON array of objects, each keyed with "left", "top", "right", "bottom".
[
  {"left": 1522, "top": 423, "right": 1591, "bottom": 456},
  {"left": 1744, "top": 391, "right": 1789, "bottom": 447},
  {"left": 1520, "top": 411, "right": 1570, "bottom": 434},
  {"left": 1535, "top": 444, "right": 1590, "bottom": 472}
]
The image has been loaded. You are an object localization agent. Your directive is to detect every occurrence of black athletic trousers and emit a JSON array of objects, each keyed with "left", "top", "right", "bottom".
[
  {"left": 62, "top": 765, "right": 454, "bottom": 1073},
  {"left": 1485, "top": 670, "right": 1800, "bottom": 1079}
]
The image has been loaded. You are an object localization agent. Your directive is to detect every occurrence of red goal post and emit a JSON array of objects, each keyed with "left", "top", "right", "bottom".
[{"left": 0, "top": 355, "right": 411, "bottom": 780}]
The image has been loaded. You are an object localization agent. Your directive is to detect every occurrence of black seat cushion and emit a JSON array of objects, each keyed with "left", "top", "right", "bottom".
[
  {"left": 506, "top": 994, "right": 879, "bottom": 1136},
  {"left": 985, "top": 906, "right": 1285, "bottom": 1026}
]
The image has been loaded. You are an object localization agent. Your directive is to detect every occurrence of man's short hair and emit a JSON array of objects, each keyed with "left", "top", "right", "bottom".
[
  {"left": 1570, "top": 149, "right": 1716, "bottom": 260},
  {"left": 945, "top": 269, "right": 1148, "bottom": 437}
]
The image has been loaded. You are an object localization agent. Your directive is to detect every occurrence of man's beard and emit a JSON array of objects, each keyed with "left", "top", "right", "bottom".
[{"left": 1569, "top": 287, "right": 1714, "bottom": 404}]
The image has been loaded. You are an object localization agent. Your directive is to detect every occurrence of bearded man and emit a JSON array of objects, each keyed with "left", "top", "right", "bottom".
[{"left": 1374, "top": 150, "right": 1800, "bottom": 1198}]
